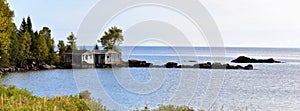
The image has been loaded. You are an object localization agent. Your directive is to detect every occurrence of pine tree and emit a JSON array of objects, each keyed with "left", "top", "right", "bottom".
[
  {"left": 9, "top": 24, "right": 20, "bottom": 66},
  {"left": 98, "top": 26, "right": 124, "bottom": 51},
  {"left": 26, "top": 16, "right": 33, "bottom": 33},
  {"left": 67, "top": 32, "right": 77, "bottom": 50},
  {"left": 57, "top": 40, "right": 67, "bottom": 61},
  {"left": 0, "top": 0, "right": 14, "bottom": 67},
  {"left": 18, "top": 18, "right": 27, "bottom": 34},
  {"left": 94, "top": 44, "right": 99, "bottom": 50},
  {"left": 19, "top": 31, "right": 32, "bottom": 68}
]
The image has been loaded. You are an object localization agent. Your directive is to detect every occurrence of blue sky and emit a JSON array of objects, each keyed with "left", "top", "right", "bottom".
[{"left": 7, "top": 0, "right": 300, "bottom": 48}]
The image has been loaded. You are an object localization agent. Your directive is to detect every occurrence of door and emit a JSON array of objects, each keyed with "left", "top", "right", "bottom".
[{"left": 100, "top": 54, "right": 105, "bottom": 64}]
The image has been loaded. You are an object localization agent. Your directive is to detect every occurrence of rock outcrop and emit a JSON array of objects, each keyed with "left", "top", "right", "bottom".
[
  {"left": 128, "top": 60, "right": 152, "bottom": 67},
  {"left": 165, "top": 62, "right": 179, "bottom": 68},
  {"left": 231, "top": 56, "right": 281, "bottom": 63}
]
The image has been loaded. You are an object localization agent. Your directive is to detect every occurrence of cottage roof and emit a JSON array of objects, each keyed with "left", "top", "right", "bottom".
[
  {"left": 65, "top": 50, "right": 91, "bottom": 55},
  {"left": 93, "top": 50, "right": 120, "bottom": 54},
  {"left": 64, "top": 50, "right": 120, "bottom": 55}
]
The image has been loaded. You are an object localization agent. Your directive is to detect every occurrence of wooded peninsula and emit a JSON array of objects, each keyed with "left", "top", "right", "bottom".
[{"left": 0, "top": 0, "right": 126, "bottom": 74}]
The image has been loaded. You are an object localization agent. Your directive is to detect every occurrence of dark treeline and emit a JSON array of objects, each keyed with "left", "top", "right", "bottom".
[
  {"left": 9, "top": 17, "right": 57, "bottom": 68},
  {"left": 0, "top": 0, "right": 75, "bottom": 69}
]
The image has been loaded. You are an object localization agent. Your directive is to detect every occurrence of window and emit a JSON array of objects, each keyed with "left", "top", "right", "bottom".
[{"left": 85, "top": 55, "right": 88, "bottom": 60}]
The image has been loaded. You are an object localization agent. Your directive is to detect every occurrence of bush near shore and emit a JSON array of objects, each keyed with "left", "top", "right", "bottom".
[{"left": 0, "top": 85, "right": 107, "bottom": 111}]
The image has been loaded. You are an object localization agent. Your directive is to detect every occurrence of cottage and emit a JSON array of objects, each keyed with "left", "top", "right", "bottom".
[
  {"left": 63, "top": 50, "right": 121, "bottom": 68},
  {"left": 93, "top": 50, "right": 121, "bottom": 67},
  {"left": 64, "top": 50, "right": 94, "bottom": 68}
]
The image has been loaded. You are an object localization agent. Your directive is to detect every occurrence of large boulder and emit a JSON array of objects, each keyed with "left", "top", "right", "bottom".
[
  {"left": 231, "top": 56, "right": 281, "bottom": 63},
  {"left": 200, "top": 62, "right": 212, "bottom": 68},
  {"left": 211, "top": 62, "right": 226, "bottom": 69},
  {"left": 40, "top": 64, "right": 56, "bottom": 70},
  {"left": 165, "top": 62, "right": 178, "bottom": 68},
  {"left": 244, "top": 64, "right": 254, "bottom": 70},
  {"left": 41, "top": 64, "right": 51, "bottom": 70}
]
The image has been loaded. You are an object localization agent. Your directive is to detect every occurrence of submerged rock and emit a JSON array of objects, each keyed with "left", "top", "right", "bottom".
[{"left": 193, "top": 62, "right": 253, "bottom": 70}]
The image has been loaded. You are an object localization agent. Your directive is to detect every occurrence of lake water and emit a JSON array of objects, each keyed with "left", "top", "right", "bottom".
[{"left": 1, "top": 47, "right": 300, "bottom": 111}]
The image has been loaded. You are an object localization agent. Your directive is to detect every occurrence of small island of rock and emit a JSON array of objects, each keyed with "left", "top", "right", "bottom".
[{"left": 231, "top": 56, "right": 281, "bottom": 63}]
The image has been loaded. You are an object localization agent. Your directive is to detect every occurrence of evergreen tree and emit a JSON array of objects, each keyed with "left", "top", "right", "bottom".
[
  {"left": 18, "top": 18, "right": 27, "bottom": 34},
  {"left": 94, "top": 44, "right": 99, "bottom": 50},
  {"left": 9, "top": 24, "right": 20, "bottom": 66},
  {"left": 28, "top": 19, "right": 37, "bottom": 59},
  {"left": 30, "top": 31, "right": 38, "bottom": 63},
  {"left": 57, "top": 40, "right": 67, "bottom": 61},
  {"left": 16, "top": 16, "right": 35, "bottom": 67},
  {"left": 35, "top": 32, "right": 48, "bottom": 65},
  {"left": 19, "top": 31, "right": 32, "bottom": 67},
  {"left": 0, "top": 0, "right": 14, "bottom": 66},
  {"left": 26, "top": 16, "right": 33, "bottom": 33},
  {"left": 67, "top": 32, "right": 77, "bottom": 50}
]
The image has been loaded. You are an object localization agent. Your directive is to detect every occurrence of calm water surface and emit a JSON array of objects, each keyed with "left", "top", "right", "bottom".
[{"left": 1, "top": 47, "right": 300, "bottom": 110}]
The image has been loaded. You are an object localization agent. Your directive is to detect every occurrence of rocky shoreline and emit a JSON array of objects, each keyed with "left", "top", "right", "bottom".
[
  {"left": 1, "top": 56, "right": 283, "bottom": 75},
  {"left": 0, "top": 64, "right": 57, "bottom": 75}
]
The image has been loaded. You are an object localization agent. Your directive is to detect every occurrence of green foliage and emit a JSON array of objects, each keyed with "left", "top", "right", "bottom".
[
  {"left": 0, "top": 0, "right": 14, "bottom": 67},
  {"left": 19, "top": 31, "right": 32, "bottom": 67},
  {"left": 39, "top": 27, "right": 55, "bottom": 65},
  {"left": 0, "top": 85, "right": 108, "bottom": 111},
  {"left": 34, "top": 31, "right": 48, "bottom": 64},
  {"left": 58, "top": 40, "right": 67, "bottom": 62},
  {"left": 67, "top": 32, "right": 77, "bottom": 50},
  {"left": 8, "top": 24, "right": 20, "bottom": 66},
  {"left": 98, "top": 26, "right": 124, "bottom": 51},
  {"left": 4, "top": 13, "right": 57, "bottom": 67}
]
